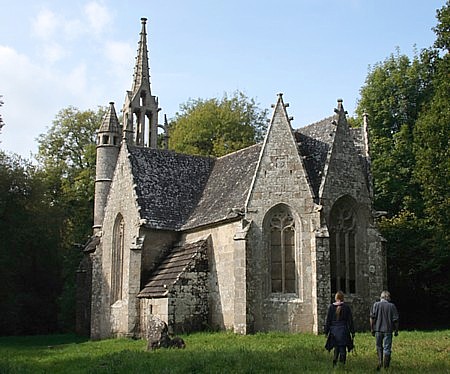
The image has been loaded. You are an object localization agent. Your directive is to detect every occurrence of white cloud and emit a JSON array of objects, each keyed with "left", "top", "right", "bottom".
[
  {"left": 0, "top": 46, "right": 58, "bottom": 157},
  {"left": 32, "top": 9, "right": 60, "bottom": 40},
  {"left": 66, "top": 63, "right": 88, "bottom": 96},
  {"left": 63, "top": 18, "right": 85, "bottom": 41},
  {"left": 42, "top": 42, "right": 67, "bottom": 63},
  {"left": 84, "top": 1, "right": 112, "bottom": 35},
  {"left": 0, "top": 45, "right": 100, "bottom": 157},
  {"left": 105, "top": 41, "right": 134, "bottom": 70}
]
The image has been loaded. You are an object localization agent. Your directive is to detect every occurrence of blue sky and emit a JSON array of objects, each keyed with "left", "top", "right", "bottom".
[{"left": 0, "top": 0, "right": 445, "bottom": 158}]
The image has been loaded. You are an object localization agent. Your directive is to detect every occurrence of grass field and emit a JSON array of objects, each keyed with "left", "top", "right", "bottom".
[{"left": 0, "top": 330, "right": 449, "bottom": 373}]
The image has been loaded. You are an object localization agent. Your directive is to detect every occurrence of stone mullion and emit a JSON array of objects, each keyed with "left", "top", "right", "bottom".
[
  {"left": 281, "top": 229, "right": 286, "bottom": 293},
  {"left": 336, "top": 231, "right": 341, "bottom": 291},
  {"left": 345, "top": 231, "right": 349, "bottom": 294}
]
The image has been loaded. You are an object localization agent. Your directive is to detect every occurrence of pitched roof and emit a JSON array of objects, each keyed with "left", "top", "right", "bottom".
[
  {"left": 138, "top": 238, "right": 208, "bottom": 298},
  {"left": 182, "top": 144, "right": 262, "bottom": 230},
  {"left": 127, "top": 143, "right": 261, "bottom": 231},
  {"left": 294, "top": 116, "right": 337, "bottom": 198},
  {"left": 127, "top": 146, "right": 214, "bottom": 230}
]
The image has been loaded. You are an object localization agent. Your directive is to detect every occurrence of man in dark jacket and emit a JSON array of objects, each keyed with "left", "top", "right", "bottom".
[{"left": 370, "top": 290, "right": 399, "bottom": 370}]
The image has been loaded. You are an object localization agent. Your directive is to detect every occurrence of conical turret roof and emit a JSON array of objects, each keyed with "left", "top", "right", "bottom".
[{"left": 98, "top": 102, "right": 121, "bottom": 134}]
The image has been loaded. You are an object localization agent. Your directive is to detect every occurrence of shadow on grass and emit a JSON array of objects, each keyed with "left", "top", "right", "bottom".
[{"left": 0, "top": 333, "right": 88, "bottom": 347}]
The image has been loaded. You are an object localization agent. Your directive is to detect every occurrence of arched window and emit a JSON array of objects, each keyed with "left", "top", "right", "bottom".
[
  {"left": 268, "top": 205, "right": 296, "bottom": 294},
  {"left": 111, "top": 214, "right": 125, "bottom": 303},
  {"left": 329, "top": 197, "right": 357, "bottom": 294}
]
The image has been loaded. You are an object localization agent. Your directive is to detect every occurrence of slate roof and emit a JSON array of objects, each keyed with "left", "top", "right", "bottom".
[
  {"left": 137, "top": 239, "right": 208, "bottom": 298},
  {"left": 127, "top": 144, "right": 261, "bottom": 231},
  {"left": 294, "top": 116, "right": 337, "bottom": 198},
  {"left": 182, "top": 144, "right": 262, "bottom": 230},
  {"left": 127, "top": 146, "right": 214, "bottom": 230}
]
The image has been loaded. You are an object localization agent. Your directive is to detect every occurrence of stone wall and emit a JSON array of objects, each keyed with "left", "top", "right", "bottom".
[
  {"left": 244, "top": 99, "right": 321, "bottom": 333},
  {"left": 91, "top": 145, "right": 143, "bottom": 339},
  {"left": 184, "top": 221, "right": 243, "bottom": 332},
  {"left": 319, "top": 113, "right": 385, "bottom": 331},
  {"left": 139, "top": 298, "right": 168, "bottom": 338},
  {"left": 167, "top": 245, "right": 209, "bottom": 334}
]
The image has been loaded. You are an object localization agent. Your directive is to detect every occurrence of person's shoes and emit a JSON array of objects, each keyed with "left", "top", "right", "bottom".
[{"left": 376, "top": 349, "right": 383, "bottom": 371}]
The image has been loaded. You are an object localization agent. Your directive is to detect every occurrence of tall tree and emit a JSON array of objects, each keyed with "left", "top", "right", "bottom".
[
  {"left": 356, "top": 50, "right": 434, "bottom": 215},
  {"left": 411, "top": 1, "right": 450, "bottom": 317},
  {"left": 169, "top": 91, "right": 268, "bottom": 157},
  {"left": 356, "top": 1, "right": 450, "bottom": 328},
  {"left": 36, "top": 106, "right": 105, "bottom": 330},
  {"left": 0, "top": 152, "right": 62, "bottom": 334}
]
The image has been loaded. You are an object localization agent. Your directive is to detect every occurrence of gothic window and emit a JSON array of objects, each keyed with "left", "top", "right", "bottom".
[
  {"left": 329, "top": 198, "right": 357, "bottom": 294},
  {"left": 111, "top": 214, "right": 125, "bottom": 304},
  {"left": 269, "top": 206, "right": 296, "bottom": 294}
]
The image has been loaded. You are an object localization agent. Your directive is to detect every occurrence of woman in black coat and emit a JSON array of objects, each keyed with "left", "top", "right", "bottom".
[{"left": 324, "top": 291, "right": 355, "bottom": 366}]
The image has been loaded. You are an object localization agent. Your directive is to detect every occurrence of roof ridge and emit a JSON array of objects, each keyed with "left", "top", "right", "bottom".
[
  {"left": 296, "top": 115, "right": 336, "bottom": 132},
  {"left": 216, "top": 143, "right": 262, "bottom": 160}
]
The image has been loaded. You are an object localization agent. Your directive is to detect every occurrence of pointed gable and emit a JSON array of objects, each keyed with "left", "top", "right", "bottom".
[
  {"left": 246, "top": 93, "right": 314, "bottom": 209},
  {"left": 316, "top": 99, "right": 371, "bottom": 201}
]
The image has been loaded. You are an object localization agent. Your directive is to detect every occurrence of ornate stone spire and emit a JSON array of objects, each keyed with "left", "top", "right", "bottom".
[
  {"left": 122, "top": 18, "right": 160, "bottom": 148},
  {"left": 131, "top": 17, "right": 151, "bottom": 96}
]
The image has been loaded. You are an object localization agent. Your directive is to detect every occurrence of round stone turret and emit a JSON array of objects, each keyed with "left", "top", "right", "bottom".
[{"left": 93, "top": 102, "right": 121, "bottom": 232}]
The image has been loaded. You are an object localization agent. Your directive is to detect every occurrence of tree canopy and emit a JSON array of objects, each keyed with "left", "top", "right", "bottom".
[
  {"left": 0, "top": 152, "right": 62, "bottom": 334},
  {"left": 168, "top": 91, "right": 268, "bottom": 157},
  {"left": 355, "top": 1, "right": 450, "bottom": 327},
  {"left": 35, "top": 106, "right": 105, "bottom": 330}
]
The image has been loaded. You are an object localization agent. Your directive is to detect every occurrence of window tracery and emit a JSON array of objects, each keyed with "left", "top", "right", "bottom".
[
  {"left": 330, "top": 199, "right": 356, "bottom": 294},
  {"left": 269, "top": 207, "right": 296, "bottom": 294},
  {"left": 111, "top": 214, "right": 124, "bottom": 303}
]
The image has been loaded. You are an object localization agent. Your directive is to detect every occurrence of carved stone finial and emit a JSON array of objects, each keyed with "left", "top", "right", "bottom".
[
  {"left": 363, "top": 112, "right": 369, "bottom": 127},
  {"left": 334, "top": 99, "right": 347, "bottom": 115}
]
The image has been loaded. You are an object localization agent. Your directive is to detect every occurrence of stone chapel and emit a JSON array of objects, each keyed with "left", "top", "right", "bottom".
[{"left": 76, "top": 18, "right": 387, "bottom": 339}]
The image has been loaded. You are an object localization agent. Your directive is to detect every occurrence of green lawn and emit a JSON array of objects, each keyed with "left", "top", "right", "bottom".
[{"left": 0, "top": 330, "right": 449, "bottom": 373}]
